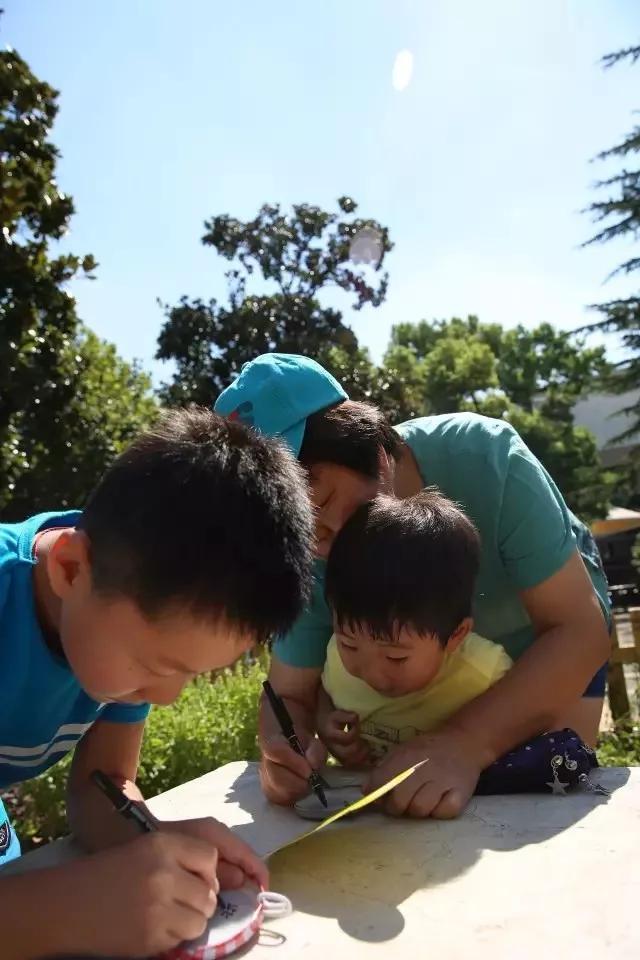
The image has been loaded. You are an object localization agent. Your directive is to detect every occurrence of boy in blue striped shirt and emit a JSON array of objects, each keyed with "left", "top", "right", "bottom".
[{"left": 0, "top": 407, "right": 313, "bottom": 959}]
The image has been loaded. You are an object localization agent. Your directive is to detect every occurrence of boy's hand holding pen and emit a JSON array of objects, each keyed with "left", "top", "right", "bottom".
[{"left": 92, "top": 770, "right": 269, "bottom": 913}]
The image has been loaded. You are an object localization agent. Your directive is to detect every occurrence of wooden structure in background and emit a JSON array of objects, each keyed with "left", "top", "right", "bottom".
[
  {"left": 591, "top": 508, "right": 640, "bottom": 719},
  {"left": 608, "top": 609, "right": 640, "bottom": 719}
]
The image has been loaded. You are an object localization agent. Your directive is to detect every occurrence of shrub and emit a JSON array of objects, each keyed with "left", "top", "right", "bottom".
[
  {"left": 4, "top": 661, "right": 265, "bottom": 849},
  {"left": 597, "top": 719, "right": 640, "bottom": 767}
]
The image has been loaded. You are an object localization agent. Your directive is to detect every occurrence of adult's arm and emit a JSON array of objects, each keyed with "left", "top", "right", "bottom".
[
  {"left": 258, "top": 655, "right": 326, "bottom": 804},
  {"left": 366, "top": 424, "right": 611, "bottom": 818},
  {"left": 446, "top": 549, "right": 610, "bottom": 758},
  {"left": 259, "top": 563, "right": 333, "bottom": 804},
  {"left": 365, "top": 551, "right": 610, "bottom": 819}
]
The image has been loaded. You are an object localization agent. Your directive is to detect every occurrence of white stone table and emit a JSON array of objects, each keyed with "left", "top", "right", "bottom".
[{"left": 10, "top": 763, "right": 640, "bottom": 959}]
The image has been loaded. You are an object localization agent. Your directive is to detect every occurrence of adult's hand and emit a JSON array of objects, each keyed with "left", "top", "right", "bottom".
[
  {"left": 260, "top": 728, "right": 327, "bottom": 805},
  {"left": 364, "top": 727, "right": 484, "bottom": 819},
  {"left": 258, "top": 658, "right": 326, "bottom": 805}
]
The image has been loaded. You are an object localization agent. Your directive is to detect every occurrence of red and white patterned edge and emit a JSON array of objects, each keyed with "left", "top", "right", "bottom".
[{"left": 161, "top": 901, "right": 264, "bottom": 960}]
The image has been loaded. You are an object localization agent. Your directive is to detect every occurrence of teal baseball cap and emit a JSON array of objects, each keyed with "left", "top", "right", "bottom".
[{"left": 214, "top": 353, "right": 348, "bottom": 455}]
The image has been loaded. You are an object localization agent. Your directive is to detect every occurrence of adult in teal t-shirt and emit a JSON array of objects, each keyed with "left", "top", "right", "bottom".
[{"left": 215, "top": 354, "right": 612, "bottom": 819}]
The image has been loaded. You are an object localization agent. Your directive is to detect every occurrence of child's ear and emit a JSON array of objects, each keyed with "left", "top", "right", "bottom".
[
  {"left": 47, "top": 530, "right": 92, "bottom": 600},
  {"left": 446, "top": 617, "right": 473, "bottom": 653}
]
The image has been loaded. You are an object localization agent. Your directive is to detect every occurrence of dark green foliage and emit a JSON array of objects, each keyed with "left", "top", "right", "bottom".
[
  {"left": 583, "top": 44, "right": 640, "bottom": 440},
  {"left": 157, "top": 198, "right": 392, "bottom": 403},
  {"left": 380, "top": 317, "right": 614, "bottom": 521},
  {"left": 0, "top": 40, "right": 157, "bottom": 517}
]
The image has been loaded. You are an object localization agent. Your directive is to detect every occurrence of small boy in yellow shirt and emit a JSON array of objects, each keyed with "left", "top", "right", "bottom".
[{"left": 318, "top": 491, "right": 513, "bottom": 765}]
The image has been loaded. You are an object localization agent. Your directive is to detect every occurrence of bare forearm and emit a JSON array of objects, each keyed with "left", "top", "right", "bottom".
[
  {"left": 258, "top": 688, "right": 317, "bottom": 745},
  {"left": 260, "top": 659, "right": 322, "bottom": 739},
  {"left": 1, "top": 863, "right": 92, "bottom": 959},
  {"left": 444, "top": 621, "right": 611, "bottom": 764},
  {"left": 65, "top": 719, "right": 147, "bottom": 852},
  {"left": 67, "top": 774, "right": 148, "bottom": 852},
  {"left": 258, "top": 659, "right": 326, "bottom": 803}
]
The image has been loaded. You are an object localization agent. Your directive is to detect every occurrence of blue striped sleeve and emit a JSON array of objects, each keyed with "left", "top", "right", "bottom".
[{"left": 101, "top": 702, "right": 150, "bottom": 723}]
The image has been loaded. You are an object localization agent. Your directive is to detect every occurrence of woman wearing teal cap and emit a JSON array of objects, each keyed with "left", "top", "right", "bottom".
[{"left": 215, "top": 354, "right": 612, "bottom": 819}]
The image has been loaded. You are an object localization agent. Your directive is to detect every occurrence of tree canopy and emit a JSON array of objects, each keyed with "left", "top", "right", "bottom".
[
  {"left": 583, "top": 43, "right": 640, "bottom": 440},
  {"left": 157, "top": 197, "right": 392, "bottom": 404},
  {"left": 376, "top": 317, "right": 616, "bottom": 521},
  {"left": 1, "top": 29, "right": 619, "bottom": 525},
  {"left": 0, "top": 40, "right": 156, "bottom": 518}
]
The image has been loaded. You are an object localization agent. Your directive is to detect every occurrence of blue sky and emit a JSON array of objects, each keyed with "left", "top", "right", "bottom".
[{"left": 4, "top": 0, "right": 639, "bottom": 384}]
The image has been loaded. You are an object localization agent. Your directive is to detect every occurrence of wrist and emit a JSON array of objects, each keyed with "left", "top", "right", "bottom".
[
  {"left": 259, "top": 691, "right": 315, "bottom": 743},
  {"left": 437, "top": 720, "right": 498, "bottom": 768},
  {"left": 2, "top": 860, "right": 96, "bottom": 958},
  {"left": 46, "top": 859, "right": 98, "bottom": 955},
  {"left": 57, "top": 853, "right": 128, "bottom": 954}
]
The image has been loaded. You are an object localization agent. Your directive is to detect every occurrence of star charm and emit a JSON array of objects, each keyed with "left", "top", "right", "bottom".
[{"left": 546, "top": 775, "right": 570, "bottom": 796}]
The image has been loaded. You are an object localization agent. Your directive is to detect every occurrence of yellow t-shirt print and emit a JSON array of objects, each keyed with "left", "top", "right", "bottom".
[{"left": 322, "top": 632, "right": 512, "bottom": 757}]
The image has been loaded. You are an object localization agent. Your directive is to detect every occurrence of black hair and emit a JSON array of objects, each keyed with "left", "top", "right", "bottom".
[
  {"left": 78, "top": 407, "right": 314, "bottom": 642},
  {"left": 299, "top": 400, "right": 404, "bottom": 479},
  {"left": 325, "top": 490, "right": 480, "bottom": 646}
]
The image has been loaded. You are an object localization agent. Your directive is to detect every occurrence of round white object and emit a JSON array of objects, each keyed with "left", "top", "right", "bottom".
[
  {"left": 162, "top": 887, "right": 291, "bottom": 959},
  {"left": 294, "top": 785, "right": 363, "bottom": 821}
]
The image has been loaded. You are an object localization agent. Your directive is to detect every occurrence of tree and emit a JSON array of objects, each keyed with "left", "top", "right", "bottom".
[
  {"left": 392, "top": 316, "right": 608, "bottom": 412},
  {"left": 324, "top": 343, "right": 427, "bottom": 425},
  {"left": 2, "top": 328, "right": 157, "bottom": 517},
  {"left": 0, "top": 38, "right": 156, "bottom": 517},
  {"left": 1, "top": 43, "right": 93, "bottom": 483},
  {"left": 385, "top": 316, "right": 616, "bottom": 521},
  {"left": 583, "top": 43, "right": 640, "bottom": 439},
  {"left": 157, "top": 198, "right": 392, "bottom": 404}
]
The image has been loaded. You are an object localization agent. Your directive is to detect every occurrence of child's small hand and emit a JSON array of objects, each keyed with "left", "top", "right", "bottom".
[
  {"left": 318, "top": 709, "right": 372, "bottom": 767},
  {"left": 161, "top": 816, "right": 269, "bottom": 890}
]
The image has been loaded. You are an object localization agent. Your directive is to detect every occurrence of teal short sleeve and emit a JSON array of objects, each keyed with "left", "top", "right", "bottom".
[
  {"left": 272, "top": 563, "right": 332, "bottom": 669},
  {"left": 499, "top": 439, "right": 576, "bottom": 590},
  {"left": 101, "top": 702, "right": 150, "bottom": 723}
]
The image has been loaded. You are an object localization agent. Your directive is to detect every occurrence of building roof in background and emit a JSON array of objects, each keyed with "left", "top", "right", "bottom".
[{"left": 608, "top": 507, "right": 640, "bottom": 520}]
